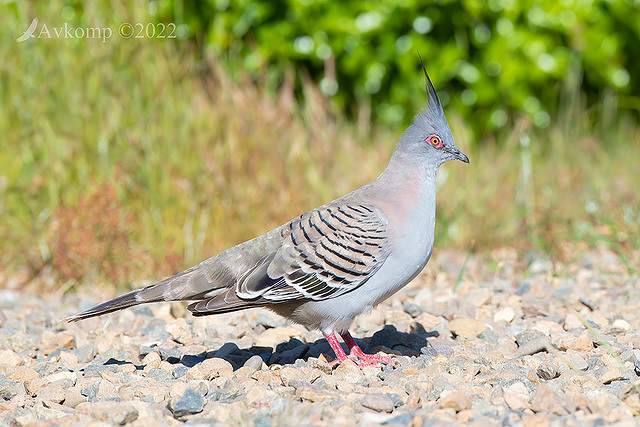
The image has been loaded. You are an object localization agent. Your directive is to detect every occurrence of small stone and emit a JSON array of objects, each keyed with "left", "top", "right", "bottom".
[
  {"left": 173, "top": 366, "right": 189, "bottom": 379},
  {"left": 561, "top": 335, "right": 593, "bottom": 352},
  {"left": 253, "top": 326, "right": 304, "bottom": 348},
  {"left": 166, "top": 318, "right": 193, "bottom": 344},
  {"left": 76, "top": 344, "right": 97, "bottom": 363},
  {"left": 494, "top": 307, "right": 516, "bottom": 323},
  {"left": 518, "top": 337, "right": 552, "bottom": 356},
  {"left": 334, "top": 359, "right": 364, "bottom": 382},
  {"left": 244, "top": 355, "right": 265, "bottom": 371},
  {"left": 75, "top": 401, "right": 138, "bottom": 424},
  {"left": 536, "top": 363, "right": 560, "bottom": 380},
  {"left": 447, "top": 318, "right": 486, "bottom": 338},
  {"left": 24, "top": 372, "right": 77, "bottom": 397},
  {"left": 403, "top": 301, "right": 423, "bottom": 318},
  {"left": 439, "top": 391, "right": 472, "bottom": 412},
  {"left": 564, "top": 313, "right": 584, "bottom": 330},
  {"left": 530, "top": 383, "right": 559, "bottom": 413},
  {"left": 522, "top": 414, "right": 550, "bottom": 427},
  {"left": 186, "top": 357, "right": 233, "bottom": 381},
  {"left": 568, "top": 354, "right": 588, "bottom": 371},
  {"left": 515, "top": 329, "right": 548, "bottom": 346},
  {"left": 200, "top": 357, "right": 234, "bottom": 378},
  {"left": 0, "top": 350, "right": 22, "bottom": 368},
  {"left": 170, "top": 301, "right": 187, "bottom": 319},
  {"left": 158, "top": 347, "right": 182, "bottom": 363},
  {"left": 361, "top": 393, "right": 395, "bottom": 413},
  {"left": 245, "top": 386, "right": 277, "bottom": 404},
  {"left": 6, "top": 330, "right": 34, "bottom": 352},
  {"left": 8, "top": 368, "right": 39, "bottom": 382},
  {"left": 279, "top": 367, "right": 303, "bottom": 387},
  {"left": 605, "top": 319, "right": 632, "bottom": 335},
  {"left": 0, "top": 381, "right": 17, "bottom": 400},
  {"left": 306, "top": 357, "right": 332, "bottom": 375},
  {"left": 145, "top": 368, "right": 173, "bottom": 382},
  {"left": 168, "top": 389, "right": 205, "bottom": 418},
  {"left": 62, "top": 390, "right": 86, "bottom": 408},
  {"left": 298, "top": 386, "right": 333, "bottom": 402},
  {"left": 38, "top": 330, "right": 74, "bottom": 353},
  {"left": 59, "top": 350, "right": 79, "bottom": 366},
  {"left": 141, "top": 351, "right": 161, "bottom": 369},
  {"left": 599, "top": 367, "right": 626, "bottom": 384},
  {"left": 37, "top": 379, "right": 74, "bottom": 404},
  {"left": 504, "top": 390, "right": 530, "bottom": 411}
]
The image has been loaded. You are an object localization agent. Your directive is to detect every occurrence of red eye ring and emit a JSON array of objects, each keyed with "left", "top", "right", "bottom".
[{"left": 427, "top": 135, "right": 443, "bottom": 149}]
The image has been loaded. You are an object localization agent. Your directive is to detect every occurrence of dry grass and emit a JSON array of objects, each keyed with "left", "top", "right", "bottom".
[{"left": 1, "top": 2, "right": 638, "bottom": 291}]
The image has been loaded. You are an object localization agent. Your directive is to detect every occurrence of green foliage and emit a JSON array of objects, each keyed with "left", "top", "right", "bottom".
[
  {"left": 153, "top": 0, "right": 639, "bottom": 136},
  {"left": 1, "top": 1, "right": 638, "bottom": 290}
]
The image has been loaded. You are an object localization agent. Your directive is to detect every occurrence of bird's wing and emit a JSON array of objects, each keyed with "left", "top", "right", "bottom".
[{"left": 187, "top": 203, "right": 390, "bottom": 314}]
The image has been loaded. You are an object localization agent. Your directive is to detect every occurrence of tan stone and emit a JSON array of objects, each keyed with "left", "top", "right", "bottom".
[
  {"left": 447, "top": 318, "right": 486, "bottom": 338},
  {"left": 439, "top": 391, "right": 472, "bottom": 412}
]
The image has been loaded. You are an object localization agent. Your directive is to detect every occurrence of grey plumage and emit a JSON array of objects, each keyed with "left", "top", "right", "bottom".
[{"left": 67, "top": 65, "right": 468, "bottom": 363}]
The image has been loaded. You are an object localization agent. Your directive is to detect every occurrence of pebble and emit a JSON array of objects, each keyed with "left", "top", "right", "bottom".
[
  {"left": 536, "top": 363, "right": 560, "bottom": 381},
  {"left": 447, "top": 318, "right": 486, "bottom": 338},
  {"left": 168, "top": 389, "right": 205, "bottom": 418},
  {"left": 361, "top": 393, "right": 395, "bottom": 413},
  {"left": 494, "top": 307, "right": 516, "bottom": 323},
  {"left": 0, "top": 350, "right": 23, "bottom": 368},
  {"left": 254, "top": 326, "right": 304, "bottom": 347},
  {"left": 439, "top": 390, "right": 472, "bottom": 412},
  {"left": 0, "top": 249, "right": 636, "bottom": 425}
]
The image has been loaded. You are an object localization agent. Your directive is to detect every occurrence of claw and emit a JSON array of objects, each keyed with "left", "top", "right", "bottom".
[{"left": 324, "top": 331, "right": 397, "bottom": 368}]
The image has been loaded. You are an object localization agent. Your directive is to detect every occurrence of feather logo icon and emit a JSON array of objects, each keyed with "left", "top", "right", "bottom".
[{"left": 17, "top": 18, "right": 38, "bottom": 42}]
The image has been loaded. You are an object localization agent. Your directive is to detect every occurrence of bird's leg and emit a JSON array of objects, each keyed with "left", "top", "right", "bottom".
[
  {"left": 341, "top": 331, "right": 394, "bottom": 365},
  {"left": 324, "top": 332, "right": 348, "bottom": 366}
]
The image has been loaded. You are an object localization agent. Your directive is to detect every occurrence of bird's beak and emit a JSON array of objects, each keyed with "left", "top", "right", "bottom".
[{"left": 454, "top": 150, "right": 469, "bottom": 164}]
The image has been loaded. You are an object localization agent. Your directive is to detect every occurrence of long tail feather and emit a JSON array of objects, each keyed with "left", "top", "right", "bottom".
[{"left": 65, "top": 290, "right": 142, "bottom": 322}]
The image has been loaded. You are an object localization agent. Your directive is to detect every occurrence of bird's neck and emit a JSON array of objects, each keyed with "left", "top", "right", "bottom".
[{"left": 364, "top": 157, "right": 438, "bottom": 225}]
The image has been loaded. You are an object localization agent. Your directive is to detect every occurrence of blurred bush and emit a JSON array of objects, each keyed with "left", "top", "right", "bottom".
[{"left": 151, "top": 0, "right": 639, "bottom": 137}]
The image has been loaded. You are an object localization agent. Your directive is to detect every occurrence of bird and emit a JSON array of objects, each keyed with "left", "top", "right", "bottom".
[{"left": 67, "top": 63, "right": 469, "bottom": 367}]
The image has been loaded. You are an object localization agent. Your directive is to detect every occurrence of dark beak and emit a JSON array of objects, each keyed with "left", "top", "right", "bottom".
[{"left": 454, "top": 150, "right": 469, "bottom": 164}]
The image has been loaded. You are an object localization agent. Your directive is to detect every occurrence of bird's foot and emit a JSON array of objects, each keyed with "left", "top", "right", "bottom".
[
  {"left": 349, "top": 347, "right": 395, "bottom": 366},
  {"left": 327, "top": 353, "right": 393, "bottom": 368},
  {"left": 325, "top": 331, "right": 397, "bottom": 368}
]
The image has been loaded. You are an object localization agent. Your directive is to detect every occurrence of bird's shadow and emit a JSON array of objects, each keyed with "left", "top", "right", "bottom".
[{"left": 88, "top": 324, "right": 438, "bottom": 374}]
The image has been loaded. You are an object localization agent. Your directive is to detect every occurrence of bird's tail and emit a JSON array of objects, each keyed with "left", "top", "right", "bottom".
[
  {"left": 65, "top": 290, "right": 145, "bottom": 322},
  {"left": 65, "top": 266, "right": 206, "bottom": 322}
]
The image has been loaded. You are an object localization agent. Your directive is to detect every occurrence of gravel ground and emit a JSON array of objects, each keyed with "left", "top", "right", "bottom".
[{"left": 1, "top": 248, "right": 639, "bottom": 426}]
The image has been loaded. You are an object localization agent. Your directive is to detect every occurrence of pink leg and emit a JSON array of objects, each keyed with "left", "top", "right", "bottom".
[
  {"left": 324, "top": 333, "right": 348, "bottom": 366},
  {"left": 341, "top": 331, "right": 395, "bottom": 365}
]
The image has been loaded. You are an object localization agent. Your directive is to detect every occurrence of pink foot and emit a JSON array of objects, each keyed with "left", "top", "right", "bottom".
[
  {"left": 342, "top": 331, "right": 395, "bottom": 366},
  {"left": 324, "top": 331, "right": 396, "bottom": 367}
]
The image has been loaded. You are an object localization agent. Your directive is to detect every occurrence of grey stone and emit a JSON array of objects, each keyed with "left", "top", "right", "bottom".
[
  {"left": 515, "top": 329, "right": 547, "bottom": 347},
  {"left": 244, "top": 355, "right": 264, "bottom": 370},
  {"left": 83, "top": 364, "right": 118, "bottom": 374},
  {"left": 173, "top": 366, "right": 189, "bottom": 378},
  {"left": 403, "top": 301, "right": 423, "bottom": 318},
  {"left": 158, "top": 347, "right": 181, "bottom": 363},
  {"left": 515, "top": 282, "right": 531, "bottom": 296},
  {"left": 169, "top": 389, "right": 205, "bottom": 418},
  {"left": 0, "top": 378, "right": 17, "bottom": 400},
  {"left": 146, "top": 368, "right": 173, "bottom": 382},
  {"left": 361, "top": 393, "right": 395, "bottom": 413}
]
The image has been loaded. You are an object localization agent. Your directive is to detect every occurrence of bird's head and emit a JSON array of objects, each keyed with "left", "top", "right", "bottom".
[{"left": 395, "top": 61, "right": 469, "bottom": 169}]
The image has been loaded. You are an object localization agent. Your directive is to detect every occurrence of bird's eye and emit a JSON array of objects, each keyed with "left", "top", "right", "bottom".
[{"left": 427, "top": 135, "right": 443, "bottom": 149}]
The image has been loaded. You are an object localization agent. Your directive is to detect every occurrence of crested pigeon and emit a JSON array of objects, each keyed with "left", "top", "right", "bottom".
[{"left": 68, "top": 65, "right": 469, "bottom": 366}]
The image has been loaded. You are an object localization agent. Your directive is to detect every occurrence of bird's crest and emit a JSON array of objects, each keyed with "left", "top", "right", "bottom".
[{"left": 417, "top": 53, "right": 444, "bottom": 121}]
